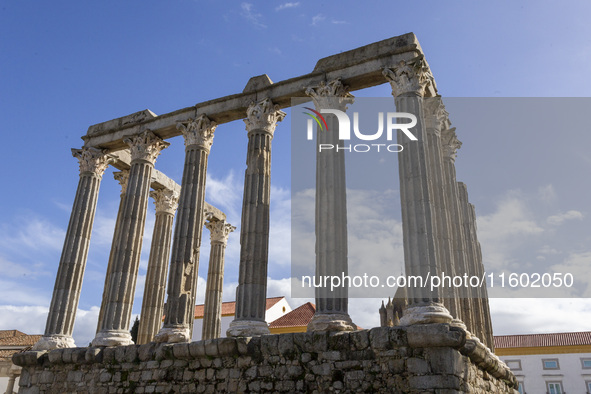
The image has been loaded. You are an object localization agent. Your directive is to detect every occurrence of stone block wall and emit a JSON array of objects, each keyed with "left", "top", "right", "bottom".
[{"left": 13, "top": 324, "right": 517, "bottom": 393}]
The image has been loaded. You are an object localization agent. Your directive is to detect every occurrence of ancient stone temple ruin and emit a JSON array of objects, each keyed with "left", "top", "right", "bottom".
[{"left": 14, "top": 33, "right": 518, "bottom": 393}]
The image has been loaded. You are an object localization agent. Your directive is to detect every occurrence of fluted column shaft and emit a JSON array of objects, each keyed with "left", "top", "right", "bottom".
[
  {"left": 202, "top": 220, "right": 235, "bottom": 340},
  {"left": 92, "top": 131, "right": 169, "bottom": 347},
  {"left": 441, "top": 129, "right": 475, "bottom": 334},
  {"left": 96, "top": 170, "right": 129, "bottom": 334},
  {"left": 423, "top": 99, "right": 462, "bottom": 323},
  {"left": 384, "top": 58, "right": 452, "bottom": 325},
  {"left": 155, "top": 115, "right": 215, "bottom": 343},
  {"left": 458, "top": 182, "right": 494, "bottom": 350},
  {"left": 33, "top": 147, "right": 111, "bottom": 350},
  {"left": 227, "top": 98, "right": 285, "bottom": 337},
  {"left": 137, "top": 189, "right": 178, "bottom": 344},
  {"left": 305, "top": 79, "right": 356, "bottom": 332}
]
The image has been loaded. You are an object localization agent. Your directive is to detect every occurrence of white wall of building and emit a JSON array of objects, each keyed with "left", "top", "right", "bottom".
[
  {"left": 190, "top": 298, "right": 292, "bottom": 342},
  {"left": 500, "top": 352, "right": 591, "bottom": 393}
]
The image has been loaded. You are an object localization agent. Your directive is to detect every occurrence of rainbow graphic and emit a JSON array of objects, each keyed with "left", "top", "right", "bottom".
[{"left": 303, "top": 107, "right": 329, "bottom": 132}]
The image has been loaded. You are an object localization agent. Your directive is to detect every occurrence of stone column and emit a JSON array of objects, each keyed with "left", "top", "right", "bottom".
[
  {"left": 305, "top": 79, "right": 356, "bottom": 332},
  {"left": 458, "top": 182, "right": 495, "bottom": 350},
  {"left": 33, "top": 147, "right": 112, "bottom": 350},
  {"left": 440, "top": 127, "right": 475, "bottom": 334},
  {"left": 96, "top": 170, "right": 129, "bottom": 334},
  {"left": 5, "top": 372, "right": 18, "bottom": 393},
  {"left": 136, "top": 188, "right": 179, "bottom": 344},
  {"left": 383, "top": 58, "right": 452, "bottom": 325},
  {"left": 202, "top": 220, "right": 235, "bottom": 340},
  {"left": 423, "top": 98, "right": 462, "bottom": 324},
  {"left": 154, "top": 115, "right": 216, "bottom": 343},
  {"left": 92, "top": 130, "right": 169, "bottom": 346},
  {"left": 227, "top": 98, "right": 285, "bottom": 337}
]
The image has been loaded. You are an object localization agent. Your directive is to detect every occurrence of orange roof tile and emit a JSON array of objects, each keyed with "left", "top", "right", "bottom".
[
  {"left": 269, "top": 303, "right": 316, "bottom": 328},
  {"left": 494, "top": 331, "right": 591, "bottom": 348},
  {"left": 194, "top": 296, "right": 285, "bottom": 319},
  {"left": 0, "top": 334, "right": 42, "bottom": 347},
  {"left": 0, "top": 330, "right": 26, "bottom": 339}
]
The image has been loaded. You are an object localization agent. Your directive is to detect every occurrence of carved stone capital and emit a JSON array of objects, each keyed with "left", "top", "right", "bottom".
[
  {"left": 305, "top": 78, "right": 354, "bottom": 110},
  {"left": 124, "top": 130, "right": 170, "bottom": 164},
  {"left": 177, "top": 114, "right": 217, "bottom": 152},
  {"left": 244, "top": 98, "right": 286, "bottom": 135},
  {"left": 150, "top": 188, "right": 180, "bottom": 215},
  {"left": 382, "top": 56, "right": 434, "bottom": 98},
  {"left": 205, "top": 220, "right": 236, "bottom": 245},
  {"left": 113, "top": 170, "right": 130, "bottom": 196},
  {"left": 441, "top": 127, "right": 462, "bottom": 162},
  {"left": 72, "top": 147, "right": 112, "bottom": 178},
  {"left": 423, "top": 97, "right": 449, "bottom": 135}
]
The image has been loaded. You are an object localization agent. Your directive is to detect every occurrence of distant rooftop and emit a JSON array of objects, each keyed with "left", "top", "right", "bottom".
[
  {"left": 494, "top": 331, "right": 591, "bottom": 348},
  {"left": 193, "top": 296, "right": 285, "bottom": 319}
]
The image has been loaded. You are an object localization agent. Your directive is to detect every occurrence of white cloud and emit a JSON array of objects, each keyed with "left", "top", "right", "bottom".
[
  {"left": 547, "top": 210, "right": 584, "bottom": 225},
  {"left": 275, "top": 2, "right": 300, "bottom": 11},
  {"left": 311, "top": 14, "right": 326, "bottom": 26},
  {"left": 240, "top": 3, "right": 266, "bottom": 29},
  {"left": 490, "top": 298, "right": 591, "bottom": 335}
]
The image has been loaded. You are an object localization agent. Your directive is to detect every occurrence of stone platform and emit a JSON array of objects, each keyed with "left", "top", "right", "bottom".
[{"left": 14, "top": 324, "right": 517, "bottom": 393}]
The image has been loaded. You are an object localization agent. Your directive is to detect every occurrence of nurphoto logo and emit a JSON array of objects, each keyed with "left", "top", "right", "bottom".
[{"left": 304, "top": 108, "right": 418, "bottom": 153}]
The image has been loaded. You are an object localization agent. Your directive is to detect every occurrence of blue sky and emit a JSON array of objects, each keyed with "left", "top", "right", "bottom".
[{"left": 1, "top": 1, "right": 590, "bottom": 346}]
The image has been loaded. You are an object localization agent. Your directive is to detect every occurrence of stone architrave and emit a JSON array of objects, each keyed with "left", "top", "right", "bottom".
[
  {"left": 96, "top": 170, "right": 129, "bottom": 335},
  {"left": 227, "top": 98, "right": 285, "bottom": 337},
  {"left": 92, "top": 130, "right": 169, "bottom": 347},
  {"left": 136, "top": 188, "right": 179, "bottom": 345},
  {"left": 422, "top": 98, "right": 463, "bottom": 325},
  {"left": 383, "top": 58, "right": 453, "bottom": 326},
  {"left": 305, "top": 79, "right": 357, "bottom": 332},
  {"left": 154, "top": 115, "right": 216, "bottom": 343},
  {"left": 33, "top": 147, "right": 112, "bottom": 350},
  {"left": 202, "top": 220, "right": 235, "bottom": 340}
]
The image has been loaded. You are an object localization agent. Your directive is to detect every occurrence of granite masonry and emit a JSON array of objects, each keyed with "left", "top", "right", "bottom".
[{"left": 14, "top": 324, "right": 517, "bottom": 393}]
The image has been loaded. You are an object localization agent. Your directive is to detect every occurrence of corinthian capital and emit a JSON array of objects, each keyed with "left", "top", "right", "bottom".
[
  {"left": 441, "top": 127, "right": 462, "bottom": 162},
  {"left": 150, "top": 188, "right": 180, "bottom": 215},
  {"left": 305, "top": 78, "right": 354, "bottom": 110},
  {"left": 244, "top": 98, "right": 286, "bottom": 135},
  {"left": 72, "top": 147, "right": 112, "bottom": 178},
  {"left": 423, "top": 97, "right": 449, "bottom": 134},
  {"left": 382, "top": 56, "right": 434, "bottom": 97},
  {"left": 205, "top": 220, "right": 236, "bottom": 245},
  {"left": 124, "top": 130, "right": 170, "bottom": 164},
  {"left": 113, "top": 170, "right": 130, "bottom": 196},
  {"left": 177, "top": 114, "right": 217, "bottom": 152}
]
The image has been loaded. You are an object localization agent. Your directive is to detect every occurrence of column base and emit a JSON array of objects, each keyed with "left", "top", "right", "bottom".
[
  {"left": 32, "top": 334, "right": 75, "bottom": 350},
  {"left": 399, "top": 304, "right": 453, "bottom": 326},
  {"left": 226, "top": 319, "right": 270, "bottom": 337},
  {"left": 307, "top": 313, "right": 357, "bottom": 332},
  {"left": 153, "top": 326, "right": 190, "bottom": 343},
  {"left": 91, "top": 330, "right": 134, "bottom": 347}
]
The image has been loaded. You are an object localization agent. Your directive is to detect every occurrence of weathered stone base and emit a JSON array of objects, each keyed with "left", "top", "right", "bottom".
[
  {"left": 13, "top": 324, "right": 517, "bottom": 393},
  {"left": 226, "top": 319, "right": 270, "bottom": 337},
  {"left": 153, "top": 326, "right": 190, "bottom": 343},
  {"left": 307, "top": 313, "right": 357, "bottom": 332},
  {"left": 31, "top": 334, "right": 76, "bottom": 351}
]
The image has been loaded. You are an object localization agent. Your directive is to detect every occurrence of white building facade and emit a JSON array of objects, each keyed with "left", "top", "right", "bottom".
[{"left": 495, "top": 331, "right": 591, "bottom": 394}]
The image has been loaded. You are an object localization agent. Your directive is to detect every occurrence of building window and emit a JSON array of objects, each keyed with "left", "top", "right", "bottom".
[
  {"left": 506, "top": 359, "right": 522, "bottom": 371},
  {"left": 582, "top": 357, "right": 591, "bottom": 369},
  {"left": 546, "top": 381, "right": 563, "bottom": 394},
  {"left": 517, "top": 381, "right": 525, "bottom": 394},
  {"left": 542, "top": 358, "right": 560, "bottom": 370},
  {"left": 586, "top": 380, "right": 591, "bottom": 394}
]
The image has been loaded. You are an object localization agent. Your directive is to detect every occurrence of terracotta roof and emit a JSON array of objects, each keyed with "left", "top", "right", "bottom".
[
  {"left": 0, "top": 330, "right": 26, "bottom": 339},
  {"left": 194, "top": 296, "right": 285, "bottom": 319},
  {"left": 269, "top": 302, "right": 316, "bottom": 328},
  {"left": 0, "top": 334, "right": 42, "bottom": 347},
  {"left": 494, "top": 331, "right": 591, "bottom": 348}
]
